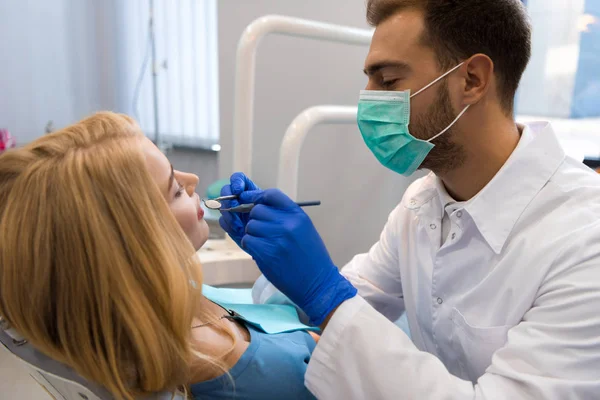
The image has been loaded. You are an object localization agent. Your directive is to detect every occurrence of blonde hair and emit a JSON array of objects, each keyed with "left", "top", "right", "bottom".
[{"left": 0, "top": 113, "right": 232, "bottom": 399}]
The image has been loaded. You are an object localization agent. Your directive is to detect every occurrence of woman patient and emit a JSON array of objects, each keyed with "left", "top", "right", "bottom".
[{"left": 0, "top": 113, "right": 316, "bottom": 399}]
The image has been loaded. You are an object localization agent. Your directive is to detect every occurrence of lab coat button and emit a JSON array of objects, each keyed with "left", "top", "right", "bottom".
[
  {"left": 430, "top": 224, "right": 437, "bottom": 230},
  {"left": 457, "top": 211, "right": 463, "bottom": 218},
  {"left": 437, "top": 297, "right": 443, "bottom": 305}
]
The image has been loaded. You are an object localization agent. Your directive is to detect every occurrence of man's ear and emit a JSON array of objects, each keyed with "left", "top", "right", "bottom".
[{"left": 460, "top": 54, "right": 494, "bottom": 105}]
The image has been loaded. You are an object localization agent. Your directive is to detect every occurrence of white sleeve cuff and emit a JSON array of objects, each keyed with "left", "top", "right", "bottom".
[
  {"left": 306, "top": 296, "right": 367, "bottom": 379},
  {"left": 251, "top": 274, "right": 276, "bottom": 304},
  {"left": 305, "top": 295, "right": 475, "bottom": 400}
]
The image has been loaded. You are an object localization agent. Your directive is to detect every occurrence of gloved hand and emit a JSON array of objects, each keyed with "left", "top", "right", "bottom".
[
  {"left": 240, "top": 188, "right": 357, "bottom": 326},
  {"left": 219, "top": 172, "right": 260, "bottom": 246}
]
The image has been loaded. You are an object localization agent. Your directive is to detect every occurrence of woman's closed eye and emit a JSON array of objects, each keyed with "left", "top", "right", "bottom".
[{"left": 174, "top": 181, "right": 185, "bottom": 198}]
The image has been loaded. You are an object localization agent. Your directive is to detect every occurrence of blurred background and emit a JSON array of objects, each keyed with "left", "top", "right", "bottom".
[
  {"left": 0, "top": 0, "right": 598, "bottom": 397},
  {"left": 1, "top": 0, "right": 598, "bottom": 267}
]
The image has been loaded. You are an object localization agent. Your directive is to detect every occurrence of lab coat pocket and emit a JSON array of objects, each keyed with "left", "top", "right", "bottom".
[{"left": 450, "top": 308, "right": 510, "bottom": 382}]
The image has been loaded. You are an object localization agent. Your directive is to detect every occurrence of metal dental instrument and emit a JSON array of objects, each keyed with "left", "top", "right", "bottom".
[
  {"left": 202, "top": 197, "right": 321, "bottom": 213},
  {"left": 212, "top": 195, "right": 239, "bottom": 201},
  {"left": 202, "top": 195, "right": 240, "bottom": 211}
]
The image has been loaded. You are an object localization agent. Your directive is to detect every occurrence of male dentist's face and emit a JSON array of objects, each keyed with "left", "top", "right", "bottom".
[{"left": 363, "top": 9, "right": 466, "bottom": 173}]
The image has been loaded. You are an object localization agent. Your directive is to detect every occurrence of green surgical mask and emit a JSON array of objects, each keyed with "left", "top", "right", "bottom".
[{"left": 357, "top": 63, "right": 469, "bottom": 176}]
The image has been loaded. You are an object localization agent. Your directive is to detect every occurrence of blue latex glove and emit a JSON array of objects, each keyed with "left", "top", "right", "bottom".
[
  {"left": 239, "top": 188, "right": 357, "bottom": 326},
  {"left": 219, "top": 173, "right": 260, "bottom": 246}
]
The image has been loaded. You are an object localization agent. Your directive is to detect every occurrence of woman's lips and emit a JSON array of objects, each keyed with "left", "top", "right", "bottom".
[{"left": 197, "top": 206, "right": 205, "bottom": 220}]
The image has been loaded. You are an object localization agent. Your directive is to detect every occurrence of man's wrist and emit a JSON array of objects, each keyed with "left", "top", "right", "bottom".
[
  {"left": 319, "top": 305, "right": 341, "bottom": 331},
  {"left": 305, "top": 274, "right": 358, "bottom": 326}
]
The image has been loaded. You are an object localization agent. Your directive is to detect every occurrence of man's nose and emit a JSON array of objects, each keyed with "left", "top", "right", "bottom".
[{"left": 364, "top": 78, "right": 378, "bottom": 91}]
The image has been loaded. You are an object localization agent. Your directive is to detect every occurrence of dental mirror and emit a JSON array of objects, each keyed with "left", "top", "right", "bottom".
[{"left": 203, "top": 199, "right": 223, "bottom": 210}]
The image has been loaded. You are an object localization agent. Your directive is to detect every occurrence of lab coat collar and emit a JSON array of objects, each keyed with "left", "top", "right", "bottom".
[
  {"left": 434, "top": 175, "right": 467, "bottom": 215},
  {"left": 404, "top": 122, "right": 565, "bottom": 254},
  {"left": 457, "top": 122, "right": 565, "bottom": 254},
  {"left": 403, "top": 175, "right": 438, "bottom": 211}
]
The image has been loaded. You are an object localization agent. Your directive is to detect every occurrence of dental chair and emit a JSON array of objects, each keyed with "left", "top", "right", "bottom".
[{"left": 0, "top": 318, "right": 186, "bottom": 400}]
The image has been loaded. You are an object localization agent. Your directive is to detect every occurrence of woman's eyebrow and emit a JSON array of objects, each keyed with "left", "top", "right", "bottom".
[{"left": 167, "top": 164, "right": 175, "bottom": 191}]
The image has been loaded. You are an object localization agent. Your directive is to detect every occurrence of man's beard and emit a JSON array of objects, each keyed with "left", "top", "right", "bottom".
[{"left": 410, "top": 82, "right": 466, "bottom": 174}]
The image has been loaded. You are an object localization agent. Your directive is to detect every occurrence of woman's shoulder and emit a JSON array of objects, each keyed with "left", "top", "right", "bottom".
[{"left": 190, "top": 326, "right": 317, "bottom": 400}]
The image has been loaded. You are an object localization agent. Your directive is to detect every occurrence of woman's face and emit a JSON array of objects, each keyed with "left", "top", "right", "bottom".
[{"left": 142, "top": 138, "right": 209, "bottom": 250}]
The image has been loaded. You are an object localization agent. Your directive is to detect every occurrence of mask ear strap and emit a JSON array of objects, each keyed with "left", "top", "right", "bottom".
[
  {"left": 410, "top": 62, "right": 465, "bottom": 98},
  {"left": 426, "top": 105, "right": 470, "bottom": 143}
]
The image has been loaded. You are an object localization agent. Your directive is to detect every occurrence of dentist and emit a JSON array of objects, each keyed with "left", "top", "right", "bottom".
[{"left": 220, "top": 0, "right": 600, "bottom": 398}]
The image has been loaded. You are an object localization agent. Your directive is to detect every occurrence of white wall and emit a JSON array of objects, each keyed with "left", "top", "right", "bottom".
[
  {"left": 217, "top": 0, "right": 417, "bottom": 266},
  {"left": 0, "top": 0, "right": 414, "bottom": 266},
  {"left": 0, "top": 0, "right": 218, "bottom": 196},
  {"left": 517, "top": 0, "right": 587, "bottom": 117},
  {"left": 0, "top": 0, "right": 127, "bottom": 143}
]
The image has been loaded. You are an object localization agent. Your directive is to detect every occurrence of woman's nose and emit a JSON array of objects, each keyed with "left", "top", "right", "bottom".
[
  {"left": 175, "top": 171, "right": 199, "bottom": 196},
  {"left": 185, "top": 174, "right": 199, "bottom": 196}
]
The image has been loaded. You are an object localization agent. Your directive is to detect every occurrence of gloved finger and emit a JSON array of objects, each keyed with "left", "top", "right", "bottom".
[
  {"left": 238, "top": 189, "right": 264, "bottom": 204},
  {"left": 219, "top": 184, "right": 240, "bottom": 209},
  {"left": 246, "top": 219, "right": 279, "bottom": 238},
  {"left": 240, "top": 188, "right": 297, "bottom": 209},
  {"left": 219, "top": 213, "right": 244, "bottom": 236},
  {"left": 240, "top": 234, "right": 265, "bottom": 260},
  {"left": 230, "top": 172, "right": 259, "bottom": 195},
  {"left": 219, "top": 215, "right": 234, "bottom": 235},
  {"left": 220, "top": 209, "right": 243, "bottom": 229},
  {"left": 219, "top": 211, "right": 234, "bottom": 230},
  {"left": 248, "top": 204, "right": 280, "bottom": 222},
  {"left": 219, "top": 214, "right": 235, "bottom": 234},
  {"left": 220, "top": 183, "right": 233, "bottom": 197}
]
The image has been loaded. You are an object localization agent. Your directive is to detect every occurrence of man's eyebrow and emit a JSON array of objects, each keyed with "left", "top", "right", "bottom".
[
  {"left": 167, "top": 164, "right": 175, "bottom": 191},
  {"left": 363, "top": 61, "right": 412, "bottom": 76}
]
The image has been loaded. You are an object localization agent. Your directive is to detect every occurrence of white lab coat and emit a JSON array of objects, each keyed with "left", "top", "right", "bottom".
[{"left": 256, "top": 122, "right": 600, "bottom": 399}]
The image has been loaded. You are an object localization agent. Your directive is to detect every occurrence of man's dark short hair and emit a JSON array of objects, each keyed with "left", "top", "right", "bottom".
[{"left": 367, "top": 0, "right": 532, "bottom": 114}]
